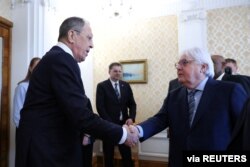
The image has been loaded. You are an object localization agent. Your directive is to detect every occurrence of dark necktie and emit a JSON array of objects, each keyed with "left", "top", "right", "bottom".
[
  {"left": 114, "top": 83, "right": 120, "bottom": 99},
  {"left": 188, "top": 90, "right": 198, "bottom": 126}
]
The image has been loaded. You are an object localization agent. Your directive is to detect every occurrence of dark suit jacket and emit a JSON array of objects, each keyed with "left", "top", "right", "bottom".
[
  {"left": 228, "top": 98, "right": 250, "bottom": 151},
  {"left": 222, "top": 74, "right": 250, "bottom": 96},
  {"left": 139, "top": 78, "right": 248, "bottom": 167},
  {"left": 96, "top": 79, "right": 136, "bottom": 124},
  {"left": 16, "top": 46, "right": 123, "bottom": 167},
  {"left": 168, "top": 78, "right": 182, "bottom": 92}
]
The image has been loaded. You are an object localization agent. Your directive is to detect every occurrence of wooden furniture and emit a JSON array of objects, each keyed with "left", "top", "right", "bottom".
[{"left": 0, "top": 16, "right": 13, "bottom": 167}]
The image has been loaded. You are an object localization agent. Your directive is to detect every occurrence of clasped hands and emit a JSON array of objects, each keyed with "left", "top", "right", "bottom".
[{"left": 123, "top": 124, "right": 139, "bottom": 147}]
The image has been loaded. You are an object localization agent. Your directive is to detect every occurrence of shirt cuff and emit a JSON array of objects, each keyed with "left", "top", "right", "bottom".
[
  {"left": 136, "top": 125, "right": 143, "bottom": 138},
  {"left": 118, "top": 127, "right": 127, "bottom": 144}
]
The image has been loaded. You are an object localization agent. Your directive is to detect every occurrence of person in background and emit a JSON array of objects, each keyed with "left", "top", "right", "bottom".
[
  {"left": 212, "top": 55, "right": 250, "bottom": 95},
  {"left": 15, "top": 17, "right": 137, "bottom": 167},
  {"left": 211, "top": 54, "right": 225, "bottom": 80},
  {"left": 13, "top": 57, "right": 41, "bottom": 128},
  {"left": 224, "top": 58, "right": 238, "bottom": 74},
  {"left": 96, "top": 62, "right": 137, "bottom": 167},
  {"left": 130, "top": 47, "right": 248, "bottom": 167}
]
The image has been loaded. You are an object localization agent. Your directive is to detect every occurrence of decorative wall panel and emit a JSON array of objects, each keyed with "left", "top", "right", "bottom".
[{"left": 207, "top": 6, "right": 250, "bottom": 75}]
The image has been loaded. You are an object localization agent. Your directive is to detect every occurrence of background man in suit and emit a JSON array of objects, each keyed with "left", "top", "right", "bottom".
[
  {"left": 211, "top": 55, "right": 250, "bottom": 95},
  {"left": 15, "top": 17, "right": 137, "bottom": 167},
  {"left": 96, "top": 62, "right": 137, "bottom": 167},
  {"left": 211, "top": 54, "right": 225, "bottom": 80},
  {"left": 130, "top": 47, "right": 248, "bottom": 167},
  {"left": 224, "top": 58, "right": 238, "bottom": 74}
]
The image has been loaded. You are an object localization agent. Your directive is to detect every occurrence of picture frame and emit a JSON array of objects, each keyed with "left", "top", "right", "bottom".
[{"left": 120, "top": 59, "right": 147, "bottom": 83}]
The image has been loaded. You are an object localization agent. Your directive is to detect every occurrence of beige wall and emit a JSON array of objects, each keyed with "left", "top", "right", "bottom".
[
  {"left": 207, "top": 5, "right": 250, "bottom": 75},
  {"left": 92, "top": 15, "right": 178, "bottom": 122},
  {"left": 0, "top": 0, "right": 11, "bottom": 21}
]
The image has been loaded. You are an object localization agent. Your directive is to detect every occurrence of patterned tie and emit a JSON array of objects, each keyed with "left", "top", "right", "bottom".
[
  {"left": 188, "top": 90, "right": 198, "bottom": 126},
  {"left": 114, "top": 83, "right": 120, "bottom": 99}
]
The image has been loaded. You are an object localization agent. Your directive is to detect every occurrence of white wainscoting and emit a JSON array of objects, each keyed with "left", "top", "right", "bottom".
[
  {"left": 93, "top": 130, "right": 169, "bottom": 162},
  {"left": 139, "top": 130, "right": 169, "bottom": 162}
]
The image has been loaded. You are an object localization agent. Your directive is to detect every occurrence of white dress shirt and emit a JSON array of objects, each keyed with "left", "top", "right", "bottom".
[{"left": 13, "top": 81, "right": 29, "bottom": 127}]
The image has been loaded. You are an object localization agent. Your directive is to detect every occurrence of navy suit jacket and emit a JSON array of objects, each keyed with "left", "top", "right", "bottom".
[
  {"left": 222, "top": 74, "right": 250, "bottom": 96},
  {"left": 96, "top": 79, "right": 136, "bottom": 124},
  {"left": 228, "top": 97, "right": 250, "bottom": 151},
  {"left": 16, "top": 46, "right": 123, "bottom": 167},
  {"left": 139, "top": 78, "right": 248, "bottom": 167}
]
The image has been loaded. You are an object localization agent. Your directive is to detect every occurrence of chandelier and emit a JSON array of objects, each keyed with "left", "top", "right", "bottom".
[{"left": 101, "top": 0, "right": 133, "bottom": 18}]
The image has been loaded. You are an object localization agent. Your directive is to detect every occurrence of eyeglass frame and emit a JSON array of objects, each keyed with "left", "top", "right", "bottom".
[{"left": 175, "top": 59, "right": 196, "bottom": 69}]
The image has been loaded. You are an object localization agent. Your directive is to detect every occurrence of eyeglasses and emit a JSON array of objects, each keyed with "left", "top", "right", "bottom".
[{"left": 175, "top": 59, "right": 196, "bottom": 68}]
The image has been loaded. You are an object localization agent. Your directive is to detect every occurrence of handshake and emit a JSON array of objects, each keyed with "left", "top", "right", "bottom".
[{"left": 123, "top": 124, "right": 140, "bottom": 147}]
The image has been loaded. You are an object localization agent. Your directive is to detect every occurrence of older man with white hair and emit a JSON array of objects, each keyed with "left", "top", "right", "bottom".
[{"left": 131, "top": 47, "right": 248, "bottom": 167}]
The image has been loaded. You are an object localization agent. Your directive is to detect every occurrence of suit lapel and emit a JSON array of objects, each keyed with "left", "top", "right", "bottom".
[
  {"left": 181, "top": 88, "right": 190, "bottom": 129},
  {"left": 191, "top": 78, "right": 214, "bottom": 128},
  {"left": 107, "top": 80, "right": 121, "bottom": 102},
  {"left": 119, "top": 82, "right": 125, "bottom": 102}
]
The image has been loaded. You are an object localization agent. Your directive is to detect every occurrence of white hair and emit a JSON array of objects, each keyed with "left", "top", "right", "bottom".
[{"left": 181, "top": 47, "right": 214, "bottom": 78}]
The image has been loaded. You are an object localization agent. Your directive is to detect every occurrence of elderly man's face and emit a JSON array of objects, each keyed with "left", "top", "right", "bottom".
[
  {"left": 71, "top": 24, "right": 93, "bottom": 62},
  {"left": 176, "top": 54, "right": 205, "bottom": 89}
]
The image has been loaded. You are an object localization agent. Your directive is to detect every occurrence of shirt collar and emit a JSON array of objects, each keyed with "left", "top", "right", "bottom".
[
  {"left": 187, "top": 77, "right": 208, "bottom": 92},
  {"left": 57, "top": 42, "right": 74, "bottom": 59},
  {"left": 216, "top": 73, "right": 225, "bottom": 80},
  {"left": 109, "top": 79, "right": 119, "bottom": 86},
  {"left": 196, "top": 77, "right": 208, "bottom": 91}
]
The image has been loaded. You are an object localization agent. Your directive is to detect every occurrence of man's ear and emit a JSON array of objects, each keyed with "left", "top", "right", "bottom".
[
  {"left": 67, "top": 30, "right": 75, "bottom": 44},
  {"left": 201, "top": 64, "right": 208, "bottom": 73}
]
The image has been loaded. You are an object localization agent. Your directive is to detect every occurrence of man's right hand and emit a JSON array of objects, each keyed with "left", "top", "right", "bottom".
[{"left": 123, "top": 125, "right": 139, "bottom": 147}]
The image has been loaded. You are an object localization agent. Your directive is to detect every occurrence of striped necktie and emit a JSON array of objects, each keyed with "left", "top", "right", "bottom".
[
  {"left": 188, "top": 90, "right": 198, "bottom": 126},
  {"left": 114, "top": 83, "right": 120, "bottom": 98}
]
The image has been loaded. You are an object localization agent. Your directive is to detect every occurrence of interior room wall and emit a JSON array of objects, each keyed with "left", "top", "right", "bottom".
[
  {"left": 207, "top": 5, "right": 250, "bottom": 75},
  {"left": 0, "top": 0, "right": 11, "bottom": 20},
  {"left": 92, "top": 15, "right": 178, "bottom": 122}
]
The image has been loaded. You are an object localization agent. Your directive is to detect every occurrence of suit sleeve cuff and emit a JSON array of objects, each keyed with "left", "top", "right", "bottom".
[
  {"left": 136, "top": 125, "right": 143, "bottom": 138},
  {"left": 118, "top": 127, "right": 127, "bottom": 144}
]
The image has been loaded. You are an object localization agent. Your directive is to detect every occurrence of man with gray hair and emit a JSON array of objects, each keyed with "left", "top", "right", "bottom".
[
  {"left": 130, "top": 47, "right": 248, "bottom": 167},
  {"left": 15, "top": 17, "right": 137, "bottom": 167}
]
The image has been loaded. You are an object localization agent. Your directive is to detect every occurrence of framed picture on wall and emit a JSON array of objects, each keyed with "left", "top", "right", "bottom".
[{"left": 120, "top": 59, "right": 147, "bottom": 83}]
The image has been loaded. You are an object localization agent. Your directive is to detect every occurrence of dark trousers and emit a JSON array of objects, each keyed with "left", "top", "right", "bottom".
[
  {"left": 103, "top": 140, "right": 133, "bottom": 167},
  {"left": 82, "top": 144, "right": 94, "bottom": 167}
]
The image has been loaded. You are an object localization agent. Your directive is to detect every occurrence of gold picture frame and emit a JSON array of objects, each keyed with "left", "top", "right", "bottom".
[{"left": 120, "top": 59, "right": 147, "bottom": 83}]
